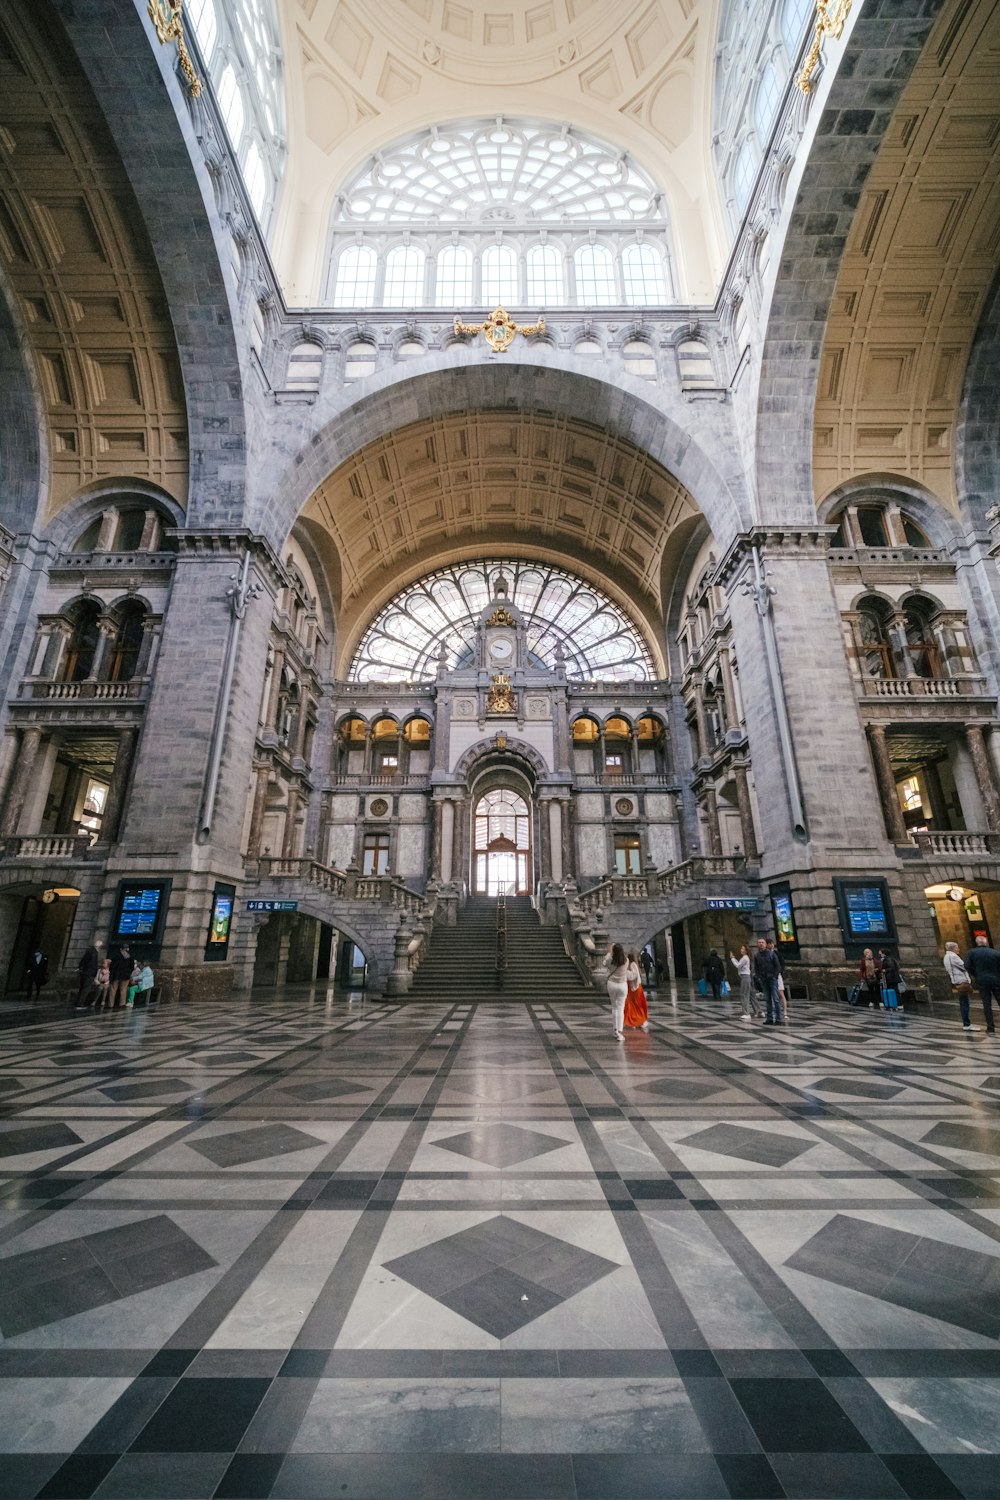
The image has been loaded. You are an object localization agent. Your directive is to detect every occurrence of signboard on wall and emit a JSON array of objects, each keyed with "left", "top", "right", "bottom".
[
  {"left": 833, "top": 877, "right": 897, "bottom": 957},
  {"left": 110, "top": 879, "right": 171, "bottom": 957},
  {"left": 205, "top": 882, "right": 236, "bottom": 963},
  {"left": 769, "top": 881, "right": 800, "bottom": 960}
]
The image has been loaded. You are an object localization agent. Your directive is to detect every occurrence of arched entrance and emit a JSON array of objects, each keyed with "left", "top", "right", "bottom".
[{"left": 473, "top": 787, "right": 531, "bottom": 895}]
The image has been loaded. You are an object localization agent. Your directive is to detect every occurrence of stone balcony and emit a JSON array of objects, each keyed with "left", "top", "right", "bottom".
[
  {"left": 17, "top": 678, "right": 148, "bottom": 703},
  {"left": 0, "top": 833, "right": 96, "bottom": 862},
  {"left": 911, "top": 830, "right": 1000, "bottom": 858}
]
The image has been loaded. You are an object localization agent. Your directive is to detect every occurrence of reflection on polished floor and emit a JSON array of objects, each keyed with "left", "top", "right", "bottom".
[{"left": 1, "top": 986, "right": 999, "bottom": 1499}]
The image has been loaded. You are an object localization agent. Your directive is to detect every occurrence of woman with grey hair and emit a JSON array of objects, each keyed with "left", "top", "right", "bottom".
[{"left": 943, "top": 941, "right": 979, "bottom": 1032}]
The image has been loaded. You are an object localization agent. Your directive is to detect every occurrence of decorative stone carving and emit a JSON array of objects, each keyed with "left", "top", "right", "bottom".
[{"left": 486, "top": 674, "right": 516, "bottom": 715}]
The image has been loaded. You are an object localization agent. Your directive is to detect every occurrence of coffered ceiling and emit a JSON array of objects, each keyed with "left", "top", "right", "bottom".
[
  {"left": 274, "top": 0, "right": 723, "bottom": 302},
  {"left": 0, "top": 7, "right": 189, "bottom": 519},
  {"left": 303, "top": 408, "right": 698, "bottom": 665},
  {"left": 813, "top": 0, "right": 1000, "bottom": 510}
]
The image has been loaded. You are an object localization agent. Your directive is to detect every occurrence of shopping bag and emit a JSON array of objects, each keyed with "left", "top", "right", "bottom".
[
  {"left": 720, "top": 980, "right": 730, "bottom": 996},
  {"left": 697, "top": 979, "right": 707, "bottom": 995}
]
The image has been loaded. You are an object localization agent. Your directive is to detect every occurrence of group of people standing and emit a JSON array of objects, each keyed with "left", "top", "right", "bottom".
[
  {"left": 606, "top": 944, "right": 650, "bottom": 1040},
  {"left": 74, "top": 939, "right": 154, "bottom": 1011},
  {"left": 942, "top": 935, "right": 1000, "bottom": 1034}
]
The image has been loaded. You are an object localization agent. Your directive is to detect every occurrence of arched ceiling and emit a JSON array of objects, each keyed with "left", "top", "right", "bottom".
[
  {"left": 812, "top": 0, "right": 1000, "bottom": 511},
  {"left": 0, "top": 5, "right": 189, "bottom": 520},
  {"left": 273, "top": 0, "right": 723, "bottom": 302},
  {"left": 302, "top": 408, "right": 699, "bottom": 671}
]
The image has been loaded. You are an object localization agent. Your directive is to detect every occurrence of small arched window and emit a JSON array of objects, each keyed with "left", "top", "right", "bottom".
[
  {"left": 623, "top": 339, "right": 656, "bottom": 379},
  {"left": 732, "top": 140, "right": 756, "bottom": 211},
  {"left": 60, "top": 602, "right": 102, "bottom": 683},
  {"left": 903, "top": 515, "right": 931, "bottom": 547},
  {"left": 286, "top": 341, "right": 323, "bottom": 392},
  {"left": 436, "top": 245, "right": 474, "bottom": 307},
  {"left": 904, "top": 600, "right": 941, "bottom": 679},
  {"left": 755, "top": 64, "right": 782, "bottom": 141},
  {"left": 108, "top": 605, "right": 146, "bottom": 683},
  {"left": 243, "top": 140, "right": 267, "bottom": 217},
  {"left": 677, "top": 338, "right": 715, "bottom": 391},
  {"left": 574, "top": 243, "right": 616, "bottom": 306},
  {"left": 781, "top": 0, "right": 814, "bottom": 56},
  {"left": 482, "top": 244, "right": 518, "bottom": 305},
  {"left": 526, "top": 243, "right": 563, "bottom": 305},
  {"left": 572, "top": 717, "right": 600, "bottom": 742},
  {"left": 856, "top": 598, "right": 895, "bottom": 680},
  {"left": 188, "top": 0, "right": 218, "bottom": 57},
  {"left": 384, "top": 246, "right": 425, "bottom": 306},
  {"left": 622, "top": 243, "right": 668, "bottom": 306},
  {"left": 345, "top": 341, "right": 377, "bottom": 379},
  {"left": 218, "top": 65, "right": 245, "bottom": 147}
]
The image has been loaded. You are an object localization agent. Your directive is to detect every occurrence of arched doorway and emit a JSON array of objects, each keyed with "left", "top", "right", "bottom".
[{"left": 473, "top": 787, "right": 531, "bottom": 895}]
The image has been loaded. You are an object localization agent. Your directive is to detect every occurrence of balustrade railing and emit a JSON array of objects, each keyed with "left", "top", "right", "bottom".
[
  {"left": 0, "top": 833, "right": 93, "bottom": 859},
  {"left": 912, "top": 830, "right": 1000, "bottom": 857},
  {"left": 495, "top": 885, "right": 508, "bottom": 988},
  {"left": 21, "top": 678, "right": 147, "bottom": 702},
  {"left": 858, "top": 675, "right": 983, "bottom": 699},
  {"left": 249, "top": 857, "right": 427, "bottom": 913}
]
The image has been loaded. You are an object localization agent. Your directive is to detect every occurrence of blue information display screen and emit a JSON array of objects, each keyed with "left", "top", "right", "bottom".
[
  {"left": 844, "top": 885, "right": 890, "bottom": 936},
  {"left": 115, "top": 887, "right": 162, "bottom": 938}
]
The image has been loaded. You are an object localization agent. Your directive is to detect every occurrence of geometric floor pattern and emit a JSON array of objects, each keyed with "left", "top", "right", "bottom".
[{"left": 0, "top": 984, "right": 999, "bottom": 1497}]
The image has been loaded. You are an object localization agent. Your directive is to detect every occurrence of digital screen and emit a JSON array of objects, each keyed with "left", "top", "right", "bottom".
[
  {"left": 208, "top": 894, "right": 233, "bottom": 945},
  {"left": 115, "top": 886, "right": 162, "bottom": 937},
  {"left": 844, "top": 885, "right": 890, "bottom": 936},
  {"left": 773, "top": 892, "right": 797, "bottom": 945}
]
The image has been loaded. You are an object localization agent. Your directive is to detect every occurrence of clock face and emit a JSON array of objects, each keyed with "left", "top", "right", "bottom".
[{"left": 489, "top": 637, "right": 513, "bottom": 661}]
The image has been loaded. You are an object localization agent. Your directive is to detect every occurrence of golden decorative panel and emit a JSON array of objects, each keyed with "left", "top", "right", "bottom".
[
  {"left": 813, "top": 0, "right": 1000, "bottom": 507},
  {"left": 0, "top": 9, "right": 189, "bottom": 515}
]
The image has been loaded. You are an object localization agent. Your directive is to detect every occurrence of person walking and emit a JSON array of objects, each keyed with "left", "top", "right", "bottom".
[
  {"left": 606, "top": 943, "right": 629, "bottom": 1041},
  {"left": 624, "top": 951, "right": 648, "bottom": 1029},
  {"left": 703, "top": 949, "right": 725, "bottom": 1000},
  {"left": 943, "top": 942, "right": 979, "bottom": 1033},
  {"left": 753, "top": 937, "right": 782, "bottom": 1024},
  {"left": 92, "top": 956, "right": 112, "bottom": 1012},
  {"left": 24, "top": 949, "right": 48, "bottom": 1002},
  {"left": 107, "top": 944, "right": 132, "bottom": 1010},
  {"left": 767, "top": 938, "right": 789, "bottom": 1021},
  {"left": 857, "top": 948, "right": 882, "bottom": 1009},
  {"left": 964, "top": 934, "right": 1000, "bottom": 1034},
  {"left": 74, "top": 939, "right": 102, "bottom": 1010},
  {"left": 729, "top": 944, "right": 758, "bottom": 1021},
  {"left": 639, "top": 947, "right": 653, "bottom": 987}
]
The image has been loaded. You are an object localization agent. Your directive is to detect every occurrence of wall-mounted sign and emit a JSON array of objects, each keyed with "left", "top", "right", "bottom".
[
  {"left": 769, "top": 881, "right": 800, "bottom": 960},
  {"left": 705, "top": 897, "right": 761, "bottom": 911},
  {"left": 205, "top": 882, "right": 236, "bottom": 963},
  {"left": 245, "top": 899, "right": 299, "bottom": 912},
  {"left": 833, "top": 877, "right": 896, "bottom": 956},
  {"left": 110, "top": 879, "right": 171, "bottom": 956}
]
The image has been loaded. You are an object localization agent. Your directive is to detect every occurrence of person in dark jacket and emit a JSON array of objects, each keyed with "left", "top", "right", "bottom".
[
  {"left": 74, "top": 939, "right": 102, "bottom": 1010},
  {"left": 753, "top": 937, "right": 783, "bottom": 1024},
  {"left": 25, "top": 949, "right": 48, "bottom": 1001},
  {"left": 964, "top": 935, "right": 1000, "bottom": 1034},
  {"left": 879, "top": 950, "right": 903, "bottom": 1009},
  {"left": 702, "top": 950, "right": 725, "bottom": 1000},
  {"left": 107, "top": 944, "right": 132, "bottom": 1011}
]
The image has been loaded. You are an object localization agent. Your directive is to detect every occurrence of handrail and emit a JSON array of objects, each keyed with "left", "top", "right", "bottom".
[{"left": 495, "top": 885, "right": 507, "bottom": 989}]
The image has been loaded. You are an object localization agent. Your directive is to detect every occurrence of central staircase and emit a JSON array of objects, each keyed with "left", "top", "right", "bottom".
[{"left": 408, "top": 895, "right": 593, "bottom": 1001}]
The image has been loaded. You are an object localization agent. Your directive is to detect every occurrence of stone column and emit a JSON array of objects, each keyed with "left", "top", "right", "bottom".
[
  {"left": 247, "top": 766, "right": 270, "bottom": 855},
  {"left": 430, "top": 798, "right": 443, "bottom": 880},
  {"left": 548, "top": 799, "right": 563, "bottom": 882},
  {"left": 98, "top": 728, "right": 138, "bottom": 844},
  {"left": 888, "top": 614, "right": 917, "bottom": 679},
  {"left": 282, "top": 788, "right": 300, "bottom": 855},
  {"left": 440, "top": 798, "right": 455, "bottom": 883},
  {"left": 561, "top": 794, "right": 575, "bottom": 880},
  {"left": 88, "top": 620, "right": 116, "bottom": 682},
  {"left": 867, "top": 725, "right": 907, "bottom": 843},
  {"left": 0, "top": 727, "right": 42, "bottom": 836},
  {"left": 719, "top": 648, "right": 740, "bottom": 729},
  {"left": 965, "top": 724, "right": 1000, "bottom": 832},
  {"left": 733, "top": 762, "right": 760, "bottom": 859}
]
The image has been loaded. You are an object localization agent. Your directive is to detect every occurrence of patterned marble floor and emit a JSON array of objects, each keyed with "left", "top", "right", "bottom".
[{"left": 1, "top": 984, "right": 999, "bottom": 1499}]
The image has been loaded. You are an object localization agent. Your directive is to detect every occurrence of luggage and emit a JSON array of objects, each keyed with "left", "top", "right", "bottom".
[
  {"left": 847, "top": 984, "right": 861, "bottom": 1006},
  {"left": 720, "top": 980, "right": 730, "bottom": 996},
  {"left": 884, "top": 987, "right": 898, "bottom": 1010}
]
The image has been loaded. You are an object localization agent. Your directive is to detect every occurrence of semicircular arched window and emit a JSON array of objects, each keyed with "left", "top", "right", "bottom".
[
  {"left": 349, "top": 560, "right": 656, "bottom": 684},
  {"left": 325, "top": 119, "right": 674, "bottom": 309}
]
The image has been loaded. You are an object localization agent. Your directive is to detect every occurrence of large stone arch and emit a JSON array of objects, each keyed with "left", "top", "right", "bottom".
[
  {"left": 956, "top": 266, "right": 1000, "bottom": 520},
  {"left": 0, "top": 269, "right": 47, "bottom": 536},
  {"left": 753, "top": 0, "right": 946, "bottom": 519},
  {"left": 454, "top": 736, "right": 549, "bottom": 785},
  {"left": 254, "top": 354, "right": 751, "bottom": 556}
]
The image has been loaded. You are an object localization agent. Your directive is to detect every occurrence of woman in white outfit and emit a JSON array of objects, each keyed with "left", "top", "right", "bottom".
[
  {"left": 606, "top": 942, "right": 629, "bottom": 1040},
  {"left": 729, "top": 945, "right": 758, "bottom": 1021}
]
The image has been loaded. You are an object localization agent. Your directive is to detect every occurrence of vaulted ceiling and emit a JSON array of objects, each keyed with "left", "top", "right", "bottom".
[
  {"left": 0, "top": 6, "right": 189, "bottom": 519},
  {"left": 274, "top": 0, "right": 723, "bottom": 302},
  {"left": 303, "top": 408, "right": 698, "bottom": 665},
  {"left": 813, "top": 0, "right": 1000, "bottom": 510}
]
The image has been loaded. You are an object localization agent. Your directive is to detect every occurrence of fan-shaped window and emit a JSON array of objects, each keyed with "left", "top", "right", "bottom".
[
  {"left": 436, "top": 245, "right": 474, "bottom": 307},
  {"left": 526, "top": 243, "right": 563, "bottom": 305},
  {"left": 188, "top": 0, "right": 218, "bottom": 57},
  {"left": 218, "top": 65, "right": 245, "bottom": 147},
  {"left": 482, "top": 244, "right": 518, "bottom": 305},
  {"left": 755, "top": 64, "right": 782, "bottom": 141},
  {"left": 622, "top": 243, "right": 668, "bottom": 305},
  {"left": 333, "top": 246, "right": 377, "bottom": 309},
  {"left": 60, "top": 602, "right": 102, "bottom": 683},
  {"left": 384, "top": 246, "right": 425, "bottom": 305},
  {"left": 575, "top": 244, "right": 616, "bottom": 306},
  {"left": 857, "top": 507, "right": 890, "bottom": 548},
  {"left": 782, "top": 0, "right": 814, "bottom": 55},
  {"left": 350, "top": 560, "right": 655, "bottom": 684},
  {"left": 732, "top": 140, "right": 756, "bottom": 211}
]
